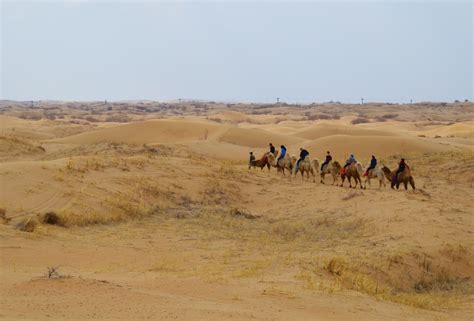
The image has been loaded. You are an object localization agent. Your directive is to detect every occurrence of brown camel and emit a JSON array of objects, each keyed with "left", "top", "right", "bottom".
[
  {"left": 249, "top": 153, "right": 271, "bottom": 171},
  {"left": 341, "top": 162, "right": 364, "bottom": 189},
  {"left": 381, "top": 165, "right": 415, "bottom": 190},
  {"left": 320, "top": 160, "right": 340, "bottom": 185}
]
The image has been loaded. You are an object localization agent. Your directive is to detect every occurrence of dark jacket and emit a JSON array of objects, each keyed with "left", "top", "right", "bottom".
[
  {"left": 300, "top": 149, "right": 309, "bottom": 159},
  {"left": 325, "top": 155, "right": 332, "bottom": 162},
  {"left": 270, "top": 145, "right": 276, "bottom": 154},
  {"left": 397, "top": 160, "right": 406, "bottom": 173},
  {"left": 370, "top": 158, "right": 377, "bottom": 168}
]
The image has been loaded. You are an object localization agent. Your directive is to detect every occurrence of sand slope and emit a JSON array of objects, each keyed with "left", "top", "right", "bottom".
[
  {"left": 51, "top": 120, "right": 225, "bottom": 144},
  {"left": 422, "top": 122, "right": 474, "bottom": 138},
  {"left": 303, "top": 135, "right": 456, "bottom": 160},
  {"left": 293, "top": 123, "right": 397, "bottom": 140},
  {"left": 218, "top": 127, "right": 304, "bottom": 148}
]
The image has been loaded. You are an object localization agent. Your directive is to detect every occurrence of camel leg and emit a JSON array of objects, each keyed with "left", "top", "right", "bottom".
[
  {"left": 340, "top": 176, "right": 345, "bottom": 187},
  {"left": 410, "top": 178, "right": 415, "bottom": 190},
  {"left": 404, "top": 182, "right": 408, "bottom": 190}
]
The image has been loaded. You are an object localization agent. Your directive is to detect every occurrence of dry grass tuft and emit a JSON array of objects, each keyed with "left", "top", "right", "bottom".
[
  {"left": 326, "top": 258, "right": 347, "bottom": 276},
  {"left": 230, "top": 208, "right": 260, "bottom": 219},
  {"left": 16, "top": 217, "right": 38, "bottom": 232}
]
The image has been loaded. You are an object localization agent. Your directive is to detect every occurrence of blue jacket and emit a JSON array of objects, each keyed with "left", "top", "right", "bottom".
[{"left": 280, "top": 146, "right": 287, "bottom": 157}]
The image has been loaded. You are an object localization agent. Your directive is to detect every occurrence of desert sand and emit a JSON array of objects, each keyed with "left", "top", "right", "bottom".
[{"left": 0, "top": 100, "right": 473, "bottom": 320}]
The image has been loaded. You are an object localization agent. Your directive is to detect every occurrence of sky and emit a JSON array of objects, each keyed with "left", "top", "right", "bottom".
[{"left": 1, "top": 1, "right": 472, "bottom": 103}]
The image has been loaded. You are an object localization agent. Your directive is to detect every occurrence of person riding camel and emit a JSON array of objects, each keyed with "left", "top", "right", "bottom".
[
  {"left": 344, "top": 154, "right": 357, "bottom": 169},
  {"left": 277, "top": 145, "right": 287, "bottom": 167},
  {"left": 269, "top": 143, "right": 276, "bottom": 156},
  {"left": 342, "top": 154, "right": 357, "bottom": 174},
  {"left": 320, "top": 151, "right": 332, "bottom": 173},
  {"left": 364, "top": 155, "right": 377, "bottom": 177},
  {"left": 248, "top": 151, "right": 256, "bottom": 169},
  {"left": 393, "top": 158, "right": 408, "bottom": 184},
  {"left": 295, "top": 148, "right": 309, "bottom": 172}
]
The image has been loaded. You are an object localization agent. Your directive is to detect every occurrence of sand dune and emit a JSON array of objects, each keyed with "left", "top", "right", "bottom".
[
  {"left": 218, "top": 127, "right": 304, "bottom": 148},
  {"left": 302, "top": 135, "right": 457, "bottom": 160},
  {"left": 422, "top": 122, "right": 474, "bottom": 138},
  {"left": 293, "top": 123, "right": 397, "bottom": 140},
  {"left": 51, "top": 119, "right": 225, "bottom": 145}
]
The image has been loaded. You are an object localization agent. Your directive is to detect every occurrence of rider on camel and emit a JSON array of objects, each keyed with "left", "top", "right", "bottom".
[
  {"left": 277, "top": 145, "right": 287, "bottom": 167},
  {"left": 320, "top": 151, "right": 332, "bottom": 173},
  {"left": 393, "top": 158, "right": 407, "bottom": 184},
  {"left": 295, "top": 148, "right": 309, "bottom": 172},
  {"left": 364, "top": 155, "right": 377, "bottom": 177},
  {"left": 269, "top": 143, "right": 276, "bottom": 156}
]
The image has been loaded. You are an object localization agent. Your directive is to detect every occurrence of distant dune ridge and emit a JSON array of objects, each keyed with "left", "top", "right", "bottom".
[{"left": 47, "top": 117, "right": 467, "bottom": 161}]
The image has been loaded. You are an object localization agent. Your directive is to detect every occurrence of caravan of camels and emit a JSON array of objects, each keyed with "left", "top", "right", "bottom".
[{"left": 248, "top": 143, "right": 415, "bottom": 190}]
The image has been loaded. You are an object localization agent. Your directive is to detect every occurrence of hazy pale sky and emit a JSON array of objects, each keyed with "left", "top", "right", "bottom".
[{"left": 1, "top": 1, "right": 472, "bottom": 103}]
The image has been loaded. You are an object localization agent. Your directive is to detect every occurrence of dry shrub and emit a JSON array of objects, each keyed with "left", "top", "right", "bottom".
[
  {"left": 414, "top": 271, "right": 468, "bottom": 293},
  {"left": 439, "top": 244, "right": 468, "bottom": 262},
  {"left": 382, "top": 113, "right": 398, "bottom": 119},
  {"left": 18, "top": 111, "right": 42, "bottom": 120},
  {"left": 41, "top": 211, "right": 61, "bottom": 225},
  {"left": 326, "top": 258, "right": 347, "bottom": 276},
  {"left": 351, "top": 117, "right": 370, "bottom": 125},
  {"left": 230, "top": 208, "right": 260, "bottom": 219},
  {"left": 84, "top": 115, "right": 100, "bottom": 122},
  {"left": 47, "top": 266, "right": 61, "bottom": 279},
  {"left": 16, "top": 218, "right": 38, "bottom": 232},
  {"left": 105, "top": 114, "right": 130, "bottom": 122}
]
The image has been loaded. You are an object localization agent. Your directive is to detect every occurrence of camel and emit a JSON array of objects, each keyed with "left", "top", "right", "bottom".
[
  {"left": 363, "top": 164, "right": 386, "bottom": 189},
  {"left": 340, "top": 162, "right": 364, "bottom": 189},
  {"left": 381, "top": 165, "right": 415, "bottom": 190},
  {"left": 320, "top": 160, "right": 340, "bottom": 185},
  {"left": 267, "top": 152, "right": 295, "bottom": 176},
  {"left": 249, "top": 153, "right": 271, "bottom": 171},
  {"left": 293, "top": 157, "right": 318, "bottom": 182}
]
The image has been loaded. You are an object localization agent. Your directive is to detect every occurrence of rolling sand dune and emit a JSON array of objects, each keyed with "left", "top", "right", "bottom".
[
  {"left": 1, "top": 101, "right": 473, "bottom": 321},
  {"left": 422, "top": 122, "right": 474, "bottom": 138},
  {"left": 303, "top": 135, "right": 457, "bottom": 160},
  {"left": 293, "top": 123, "right": 397, "bottom": 140},
  {"left": 218, "top": 127, "right": 304, "bottom": 147},
  {"left": 51, "top": 119, "right": 225, "bottom": 145}
]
